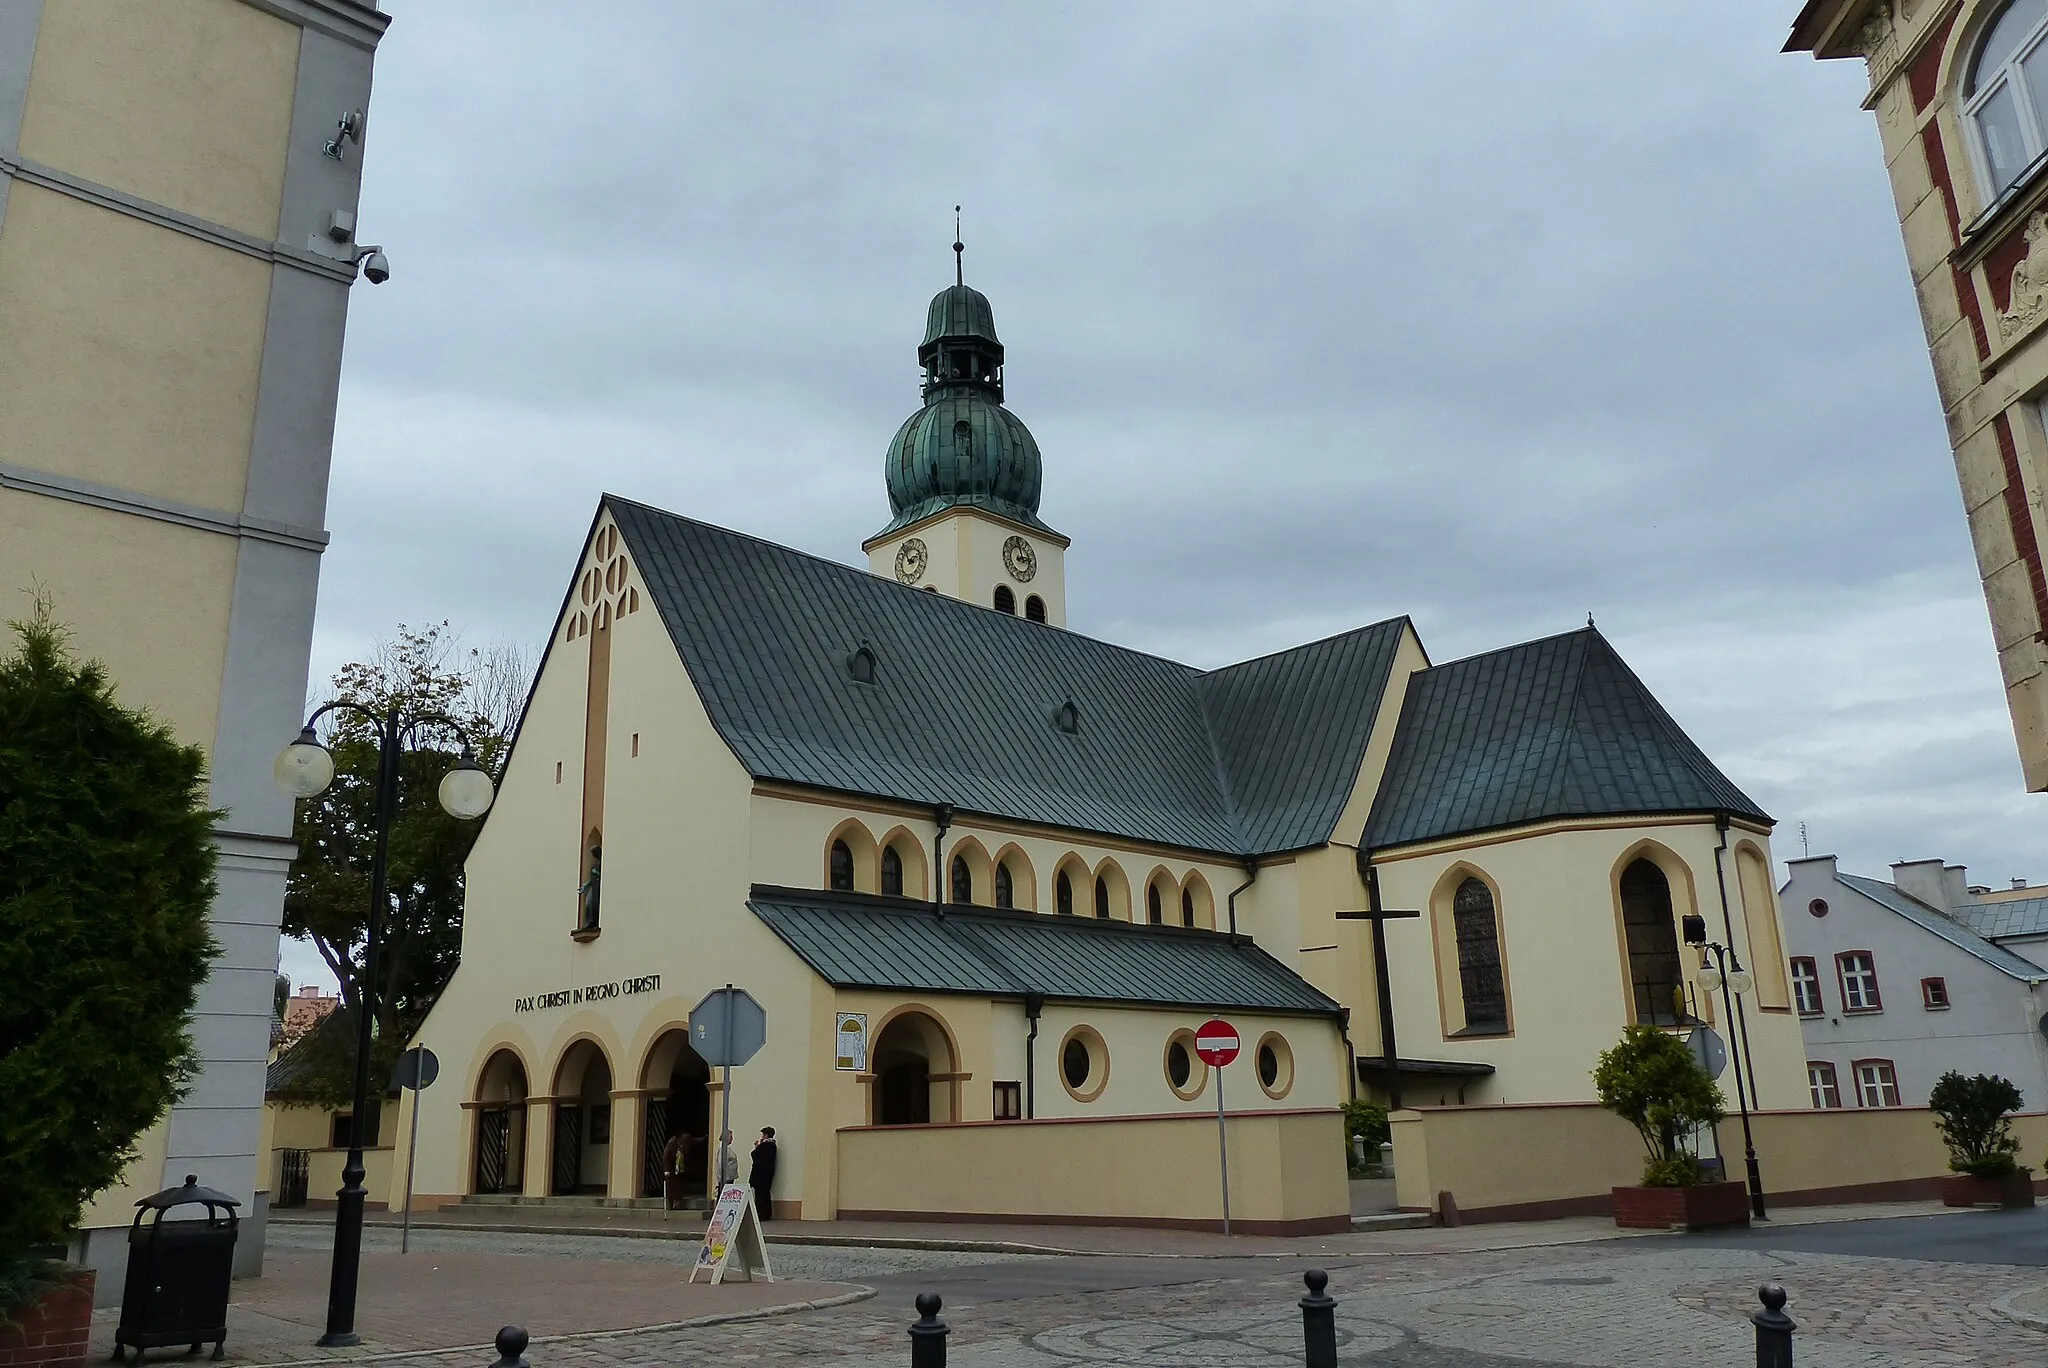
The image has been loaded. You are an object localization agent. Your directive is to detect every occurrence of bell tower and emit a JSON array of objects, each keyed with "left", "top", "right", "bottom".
[{"left": 864, "top": 228, "right": 1069, "bottom": 625}]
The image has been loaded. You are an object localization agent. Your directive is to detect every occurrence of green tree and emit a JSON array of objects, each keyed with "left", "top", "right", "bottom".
[
  {"left": 1928, "top": 1071, "right": 2024, "bottom": 1177},
  {"left": 1593, "top": 1025, "right": 1726, "bottom": 1187},
  {"left": 277, "top": 624, "right": 526, "bottom": 1109},
  {"left": 0, "top": 604, "right": 218, "bottom": 1297}
]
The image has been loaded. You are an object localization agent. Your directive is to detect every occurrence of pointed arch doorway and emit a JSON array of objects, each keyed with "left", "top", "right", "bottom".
[{"left": 640, "top": 1028, "right": 713, "bottom": 1202}]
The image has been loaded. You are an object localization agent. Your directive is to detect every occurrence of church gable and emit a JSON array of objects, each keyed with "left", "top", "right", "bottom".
[{"left": 1360, "top": 627, "right": 1765, "bottom": 852}]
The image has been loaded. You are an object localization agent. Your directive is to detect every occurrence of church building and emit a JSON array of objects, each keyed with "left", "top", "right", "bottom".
[{"left": 389, "top": 256, "right": 1810, "bottom": 1232}]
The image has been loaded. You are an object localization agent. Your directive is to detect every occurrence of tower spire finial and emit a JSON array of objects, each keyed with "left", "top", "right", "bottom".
[{"left": 953, "top": 205, "right": 963, "bottom": 287}]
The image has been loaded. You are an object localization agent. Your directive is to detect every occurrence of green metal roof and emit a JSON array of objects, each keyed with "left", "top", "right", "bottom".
[
  {"left": 1360, "top": 626, "right": 1766, "bottom": 851},
  {"left": 924, "top": 284, "right": 999, "bottom": 344},
  {"left": 606, "top": 497, "right": 1407, "bottom": 856},
  {"left": 876, "top": 389, "right": 1053, "bottom": 541},
  {"left": 748, "top": 885, "right": 1344, "bottom": 1015}
]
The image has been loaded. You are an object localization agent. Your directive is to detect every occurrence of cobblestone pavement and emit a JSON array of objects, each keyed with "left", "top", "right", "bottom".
[{"left": 183, "top": 1223, "right": 2048, "bottom": 1368}]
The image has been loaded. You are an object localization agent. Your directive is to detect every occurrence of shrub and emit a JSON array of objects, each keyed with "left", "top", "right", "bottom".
[
  {"left": 1928, "top": 1071, "right": 2023, "bottom": 1178},
  {"left": 1592, "top": 1025, "right": 1725, "bottom": 1188},
  {"left": 0, "top": 607, "right": 218, "bottom": 1312},
  {"left": 1342, "top": 1100, "right": 1390, "bottom": 1173}
]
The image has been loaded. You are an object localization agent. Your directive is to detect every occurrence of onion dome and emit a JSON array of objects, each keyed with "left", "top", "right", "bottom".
[{"left": 871, "top": 259, "right": 1059, "bottom": 541}]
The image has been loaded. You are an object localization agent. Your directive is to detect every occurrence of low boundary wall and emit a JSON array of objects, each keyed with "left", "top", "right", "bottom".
[
  {"left": 1391, "top": 1103, "right": 2048, "bottom": 1223},
  {"left": 836, "top": 1108, "right": 1350, "bottom": 1234}
]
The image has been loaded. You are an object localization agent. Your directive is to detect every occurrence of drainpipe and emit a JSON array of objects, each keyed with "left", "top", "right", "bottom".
[
  {"left": 1336, "top": 1006, "right": 1358, "bottom": 1103},
  {"left": 1024, "top": 994, "right": 1043, "bottom": 1119},
  {"left": 1225, "top": 858, "right": 1257, "bottom": 939},
  {"left": 932, "top": 802, "right": 953, "bottom": 909}
]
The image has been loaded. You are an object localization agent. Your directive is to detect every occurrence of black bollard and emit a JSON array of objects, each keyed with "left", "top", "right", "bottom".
[
  {"left": 490, "top": 1326, "right": 530, "bottom": 1368},
  {"left": 1299, "top": 1269, "right": 1337, "bottom": 1368},
  {"left": 1751, "top": 1283, "right": 1795, "bottom": 1368},
  {"left": 909, "top": 1291, "right": 948, "bottom": 1368}
]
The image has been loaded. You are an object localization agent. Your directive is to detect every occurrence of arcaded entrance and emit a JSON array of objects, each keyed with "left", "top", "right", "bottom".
[
  {"left": 871, "top": 1010, "right": 957, "bottom": 1125},
  {"left": 471, "top": 1049, "right": 528, "bottom": 1194},
  {"left": 639, "top": 1028, "right": 712, "bottom": 1199},
  {"left": 551, "top": 1039, "right": 614, "bottom": 1195}
]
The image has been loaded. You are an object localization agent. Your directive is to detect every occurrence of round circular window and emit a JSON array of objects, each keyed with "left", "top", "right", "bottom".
[
  {"left": 1058, "top": 1026, "right": 1108, "bottom": 1102},
  {"left": 1255, "top": 1032, "right": 1294, "bottom": 1100},
  {"left": 1163, "top": 1031, "right": 1206, "bottom": 1100},
  {"left": 1808, "top": 898, "right": 1829, "bottom": 918}
]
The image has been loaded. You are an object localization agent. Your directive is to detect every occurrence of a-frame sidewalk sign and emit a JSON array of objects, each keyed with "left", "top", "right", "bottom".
[{"left": 688, "top": 1183, "right": 773, "bottom": 1284}]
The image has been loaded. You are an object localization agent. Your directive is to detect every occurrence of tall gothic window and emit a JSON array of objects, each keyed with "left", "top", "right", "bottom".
[
  {"left": 1025, "top": 595, "right": 1047, "bottom": 623},
  {"left": 1620, "top": 858, "right": 1684, "bottom": 1025},
  {"left": 882, "top": 845, "right": 904, "bottom": 897},
  {"left": 1056, "top": 870, "right": 1074, "bottom": 915},
  {"left": 994, "top": 861, "right": 1014, "bottom": 909},
  {"left": 1146, "top": 883, "right": 1163, "bottom": 924},
  {"left": 830, "top": 840, "right": 854, "bottom": 891},
  {"left": 1967, "top": 0, "right": 2048, "bottom": 199},
  {"left": 1451, "top": 878, "right": 1507, "bottom": 1031},
  {"left": 1094, "top": 876, "right": 1111, "bottom": 919},
  {"left": 951, "top": 854, "right": 971, "bottom": 904},
  {"left": 1181, "top": 888, "right": 1196, "bottom": 927},
  {"left": 994, "top": 585, "right": 1016, "bottom": 614}
]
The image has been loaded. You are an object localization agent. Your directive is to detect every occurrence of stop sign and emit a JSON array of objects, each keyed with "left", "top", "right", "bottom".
[{"left": 1194, "top": 1018, "right": 1240, "bottom": 1067}]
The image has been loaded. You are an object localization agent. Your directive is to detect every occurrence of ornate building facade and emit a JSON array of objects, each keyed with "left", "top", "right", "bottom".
[{"left": 1789, "top": 0, "right": 2048, "bottom": 790}]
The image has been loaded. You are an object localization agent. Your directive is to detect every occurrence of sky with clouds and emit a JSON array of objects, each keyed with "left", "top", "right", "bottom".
[{"left": 283, "top": 3, "right": 2044, "bottom": 987}]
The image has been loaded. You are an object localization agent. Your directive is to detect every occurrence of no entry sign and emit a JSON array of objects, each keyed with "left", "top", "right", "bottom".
[{"left": 1195, "top": 1018, "right": 1239, "bottom": 1068}]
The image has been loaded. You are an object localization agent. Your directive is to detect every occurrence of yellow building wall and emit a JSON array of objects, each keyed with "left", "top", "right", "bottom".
[
  {"left": 835, "top": 1108, "right": 1348, "bottom": 1232},
  {"left": 1368, "top": 820, "right": 1809, "bottom": 1110},
  {"left": 18, "top": 0, "right": 299, "bottom": 239},
  {"left": 0, "top": 490, "right": 235, "bottom": 749},
  {"left": 0, "top": 183, "right": 273, "bottom": 513},
  {"left": 75, "top": 1118, "right": 171, "bottom": 1229}
]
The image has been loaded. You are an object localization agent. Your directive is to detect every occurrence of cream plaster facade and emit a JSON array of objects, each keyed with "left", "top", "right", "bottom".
[
  {"left": 0, "top": 0, "right": 390, "bottom": 1291},
  {"left": 1789, "top": 0, "right": 2048, "bottom": 790},
  {"left": 385, "top": 490, "right": 1807, "bottom": 1232},
  {"left": 863, "top": 505, "right": 1069, "bottom": 627}
]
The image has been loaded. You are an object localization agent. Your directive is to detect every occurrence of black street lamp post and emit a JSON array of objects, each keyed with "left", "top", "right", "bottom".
[
  {"left": 1682, "top": 913, "right": 1767, "bottom": 1221},
  {"left": 274, "top": 702, "right": 495, "bottom": 1347}
]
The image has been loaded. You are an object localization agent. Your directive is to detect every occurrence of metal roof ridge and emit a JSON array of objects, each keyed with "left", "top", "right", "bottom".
[
  {"left": 1193, "top": 615, "right": 1413, "bottom": 680},
  {"left": 747, "top": 883, "right": 1260, "bottom": 941}
]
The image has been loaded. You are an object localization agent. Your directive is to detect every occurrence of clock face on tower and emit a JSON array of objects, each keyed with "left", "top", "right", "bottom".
[
  {"left": 894, "top": 537, "right": 929, "bottom": 585},
  {"left": 1002, "top": 535, "right": 1038, "bottom": 583}
]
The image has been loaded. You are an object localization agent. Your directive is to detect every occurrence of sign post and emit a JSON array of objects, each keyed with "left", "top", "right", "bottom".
[
  {"left": 1194, "top": 1018, "right": 1241, "bottom": 1235},
  {"left": 690, "top": 985, "right": 767, "bottom": 1203},
  {"left": 389, "top": 1045, "right": 440, "bottom": 1254}
]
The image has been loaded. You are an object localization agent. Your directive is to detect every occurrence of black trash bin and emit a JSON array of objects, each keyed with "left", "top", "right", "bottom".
[{"left": 113, "top": 1175, "right": 239, "bottom": 1363}]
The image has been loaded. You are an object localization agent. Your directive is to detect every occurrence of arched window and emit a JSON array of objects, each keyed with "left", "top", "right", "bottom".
[
  {"left": 1025, "top": 595, "right": 1047, "bottom": 623},
  {"left": 1056, "top": 870, "right": 1074, "bottom": 916},
  {"left": 1146, "top": 883, "right": 1163, "bottom": 924},
  {"left": 1620, "top": 858, "right": 1684, "bottom": 1025},
  {"left": 994, "top": 861, "right": 1014, "bottom": 909},
  {"left": 950, "top": 854, "right": 971, "bottom": 904},
  {"left": 829, "top": 840, "right": 854, "bottom": 891},
  {"left": 1451, "top": 878, "right": 1507, "bottom": 1031},
  {"left": 882, "top": 845, "right": 904, "bottom": 897},
  {"left": 1180, "top": 888, "right": 1195, "bottom": 927},
  {"left": 993, "top": 585, "right": 1016, "bottom": 614},
  {"left": 1094, "top": 875, "right": 1111, "bottom": 919},
  {"left": 1967, "top": 0, "right": 2048, "bottom": 198}
]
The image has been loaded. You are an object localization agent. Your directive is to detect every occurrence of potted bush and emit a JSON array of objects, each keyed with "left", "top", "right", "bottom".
[
  {"left": 0, "top": 608, "right": 218, "bottom": 1366},
  {"left": 1929, "top": 1072, "right": 2034, "bottom": 1208},
  {"left": 1593, "top": 1025, "right": 1746, "bottom": 1230}
]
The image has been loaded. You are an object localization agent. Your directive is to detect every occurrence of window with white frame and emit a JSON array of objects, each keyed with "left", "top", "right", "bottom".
[
  {"left": 1807, "top": 1062, "right": 1842, "bottom": 1110},
  {"left": 1854, "top": 1059, "right": 1902, "bottom": 1108},
  {"left": 1966, "top": 0, "right": 2048, "bottom": 200},
  {"left": 1837, "top": 951, "right": 1882, "bottom": 1012},
  {"left": 1791, "top": 957, "right": 1823, "bottom": 1016}
]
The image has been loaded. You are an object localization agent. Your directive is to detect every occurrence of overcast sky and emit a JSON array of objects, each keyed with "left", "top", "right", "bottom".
[{"left": 284, "top": 3, "right": 2044, "bottom": 987}]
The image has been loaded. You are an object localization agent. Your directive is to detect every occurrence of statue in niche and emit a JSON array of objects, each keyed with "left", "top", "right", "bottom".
[{"left": 578, "top": 842, "right": 602, "bottom": 930}]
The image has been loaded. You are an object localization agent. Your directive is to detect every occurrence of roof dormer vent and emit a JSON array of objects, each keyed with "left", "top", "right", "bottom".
[
  {"left": 1054, "top": 697, "right": 1079, "bottom": 735},
  {"left": 847, "top": 642, "right": 877, "bottom": 685}
]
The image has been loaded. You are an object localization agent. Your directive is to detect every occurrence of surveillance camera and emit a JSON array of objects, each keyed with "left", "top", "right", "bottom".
[{"left": 360, "top": 250, "right": 390, "bottom": 284}]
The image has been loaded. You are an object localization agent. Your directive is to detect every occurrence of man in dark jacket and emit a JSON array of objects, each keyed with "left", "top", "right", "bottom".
[{"left": 749, "top": 1127, "right": 778, "bottom": 1221}]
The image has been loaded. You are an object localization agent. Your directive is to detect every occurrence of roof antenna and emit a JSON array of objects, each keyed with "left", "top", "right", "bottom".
[{"left": 954, "top": 205, "right": 964, "bottom": 287}]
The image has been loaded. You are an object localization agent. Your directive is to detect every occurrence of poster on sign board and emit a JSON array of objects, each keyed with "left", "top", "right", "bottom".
[
  {"left": 688, "top": 1184, "right": 773, "bottom": 1284},
  {"left": 835, "top": 1013, "right": 868, "bottom": 1071}
]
